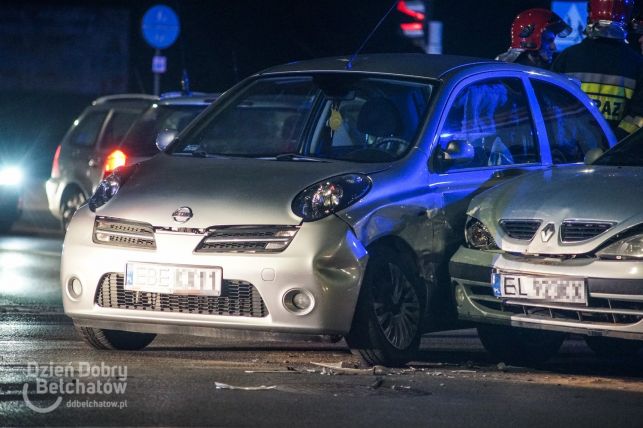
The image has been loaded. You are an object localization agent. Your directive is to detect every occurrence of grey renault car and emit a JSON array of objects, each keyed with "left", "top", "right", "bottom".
[
  {"left": 451, "top": 128, "right": 643, "bottom": 364},
  {"left": 61, "top": 54, "right": 615, "bottom": 366}
]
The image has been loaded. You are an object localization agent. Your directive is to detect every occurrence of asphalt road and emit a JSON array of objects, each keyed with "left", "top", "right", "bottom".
[{"left": 1, "top": 183, "right": 643, "bottom": 427}]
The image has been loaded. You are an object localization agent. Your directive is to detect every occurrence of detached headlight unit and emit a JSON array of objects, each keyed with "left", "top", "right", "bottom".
[
  {"left": 465, "top": 217, "right": 499, "bottom": 250},
  {"left": 292, "top": 174, "right": 371, "bottom": 221}
]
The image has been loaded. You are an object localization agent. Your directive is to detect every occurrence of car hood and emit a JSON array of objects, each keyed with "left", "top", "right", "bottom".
[
  {"left": 95, "top": 154, "right": 388, "bottom": 227},
  {"left": 469, "top": 165, "right": 643, "bottom": 254}
]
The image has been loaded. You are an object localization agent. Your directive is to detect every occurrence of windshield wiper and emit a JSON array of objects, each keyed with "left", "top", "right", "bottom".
[{"left": 274, "top": 153, "right": 327, "bottom": 162}]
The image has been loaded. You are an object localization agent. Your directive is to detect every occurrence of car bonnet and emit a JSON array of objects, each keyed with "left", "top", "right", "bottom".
[
  {"left": 93, "top": 154, "right": 388, "bottom": 227},
  {"left": 468, "top": 165, "right": 643, "bottom": 255}
]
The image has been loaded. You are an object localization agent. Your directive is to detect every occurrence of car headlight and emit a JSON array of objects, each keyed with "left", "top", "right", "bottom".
[
  {"left": 465, "top": 217, "right": 499, "bottom": 250},
  {"left": 292, "top": 174, "right": 371, "bottom": 221},
  {"left": 597, "top": 234, "right": 643, "bottom": 260},
  {"left": 0, "top": 166, "right": 23, "bottom": 186},
  {"left": 88, "top": 166, "right": 133, "bottom": 212}
]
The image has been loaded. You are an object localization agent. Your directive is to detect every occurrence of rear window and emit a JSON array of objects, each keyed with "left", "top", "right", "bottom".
[
  {"left": 531, "top": 79, "right": 609, "bottom": 164},
  {"left": 120, "top": 105, "right": 205, "bottom": 156}
]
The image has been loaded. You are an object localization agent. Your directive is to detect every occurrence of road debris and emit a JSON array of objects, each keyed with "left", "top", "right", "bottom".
[
  {"left": 215, "top": 382, "right": 277, "bottom": 391},
  {"left": 310, "top": 362, "right": 420, "bottom": 376},
  {"left": 370, "top": 377, "right": 384, "bottom": 389},
  {"left": 311, "top": 362, "right": 389, "bottom": 375},
  {"left": 244, "top": 367, "right": 300, "bottom": 374}
]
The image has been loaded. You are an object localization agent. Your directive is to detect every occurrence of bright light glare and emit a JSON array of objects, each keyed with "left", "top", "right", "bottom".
[{"left": 0, "top": 166, "right": 23, "bottom": 186}]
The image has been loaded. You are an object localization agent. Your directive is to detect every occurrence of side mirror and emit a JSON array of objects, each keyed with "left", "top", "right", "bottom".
[
  {"left": 442, "top": 140, "right": 475, "bottom": 163},
  {"left": 155, "top": 129, "right": 178, "bottom": 152},
  {"left": 584, "top": 147, "right": 604, "bottom": 165}
]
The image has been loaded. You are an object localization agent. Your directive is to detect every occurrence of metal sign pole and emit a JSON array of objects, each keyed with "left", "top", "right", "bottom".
[{"left": 153, "top": 48, "right": 161, "bottom": 96}]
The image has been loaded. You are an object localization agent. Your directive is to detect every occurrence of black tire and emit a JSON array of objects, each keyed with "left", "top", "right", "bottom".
[
  {"left": 584, "top": 336, "right": 642, "bottom": 358},
  {"left": 477, "top": 325, "right": 565, "bottom": 366},
  {"left": 61, "top": 190, "right": 86, "bottom": 232},
  {"left": 345, "top": 246, "right": 425, "bottom": 367},
  {"left": 76, "top": 326, "right": 156, "bottom": 350}
]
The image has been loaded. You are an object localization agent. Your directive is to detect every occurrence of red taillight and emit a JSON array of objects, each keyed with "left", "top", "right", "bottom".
[
  {"left": 51, "top": 145, "right": 62, "bottom": 178},
  {"left": 397, "top": 1, "right": 425, "bottom": 21},
  {"left": 401, "top": 22, "right": 424, "bottom": 33},
  {"left": 104, "top": 149, "right": 127, "bottom": 174}
]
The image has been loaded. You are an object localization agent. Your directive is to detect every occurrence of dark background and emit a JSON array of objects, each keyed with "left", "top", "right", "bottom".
[{"left": 0, "top": 0, "right": 558, "bottom": 177}]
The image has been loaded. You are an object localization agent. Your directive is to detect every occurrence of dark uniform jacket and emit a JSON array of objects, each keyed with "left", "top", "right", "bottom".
[
  {"left": 551, "top": 37, "right": 643, "bottom": 138},
  {"left": 496, "top": 49, "right": 551, "bottom": 69}
]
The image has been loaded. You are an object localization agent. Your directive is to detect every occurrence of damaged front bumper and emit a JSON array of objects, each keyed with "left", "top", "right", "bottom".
[
  {"left": 450, "top": 246, "right": 643, "bottom": 341},
  {"left": 62, "top": 207, "right": 368, "bottom": 337}
]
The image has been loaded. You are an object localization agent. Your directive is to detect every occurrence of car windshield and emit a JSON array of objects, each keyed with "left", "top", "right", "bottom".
[
  {"left": 120, "top": 104, "right": 207, "bottom": 156},
  {"left": 593, "top": 129, "right": 643, "bottom": 166},
  {"left": 169, "top": 74, "right": 434, "bottom": 162}
]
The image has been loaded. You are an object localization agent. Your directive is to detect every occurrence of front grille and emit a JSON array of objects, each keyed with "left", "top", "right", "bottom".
[
  {"left": 466, "top": 285, "right": 643, "bottom": 325},
  {"left": 499, "top": 219, "right": 542, "bottom": 240},
  {"left": 96, "top": 273, "right": 268, "bottom": 317},
  {"left": 93, "top": 217, "right": 156, "bottom": 249},
  {"left": 560, "top": 221, "right": 614, "bottom": 242},
  {"left": 195, "top": 226, "right": 299, "bottom": 253}
]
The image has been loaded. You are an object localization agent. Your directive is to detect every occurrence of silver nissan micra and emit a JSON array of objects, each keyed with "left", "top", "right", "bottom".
[{"left": 61, "top": 54, "right": 615, "bottom": 366}]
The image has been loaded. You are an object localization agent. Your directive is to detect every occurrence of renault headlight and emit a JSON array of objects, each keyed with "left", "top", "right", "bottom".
[
  {"left": 89, "top": 166, "right": 133, "bottom": 212},
  {"left": 0, "top": 166, "right": 23, "bottom": 186},
  {"left": 465, "top": 217, "right": 499, "bottom": 250},
  {"left": 292, "top": 174, "right": 371, "bottom": 221},
  {"left": 597, "top": 234, "right": 643, "bottom": 260}
]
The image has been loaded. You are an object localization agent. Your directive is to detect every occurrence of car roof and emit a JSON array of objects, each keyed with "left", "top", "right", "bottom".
[
  {"left": 92, "top": 93, "right": 159, "bottom": 105},
  {"left": 258, "top": 53, "right": 501, "bottom": 80},
  {"left": 157, "top": 92, "right": 220, "bottom": 106}
]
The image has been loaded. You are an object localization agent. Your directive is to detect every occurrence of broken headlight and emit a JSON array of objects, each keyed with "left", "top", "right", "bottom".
[
  {"left": 465, "top": 217, "right": 499, "bottom": 250},
  {"left": 292, "top": 174, "right": 371, "bottom": 222},
  {"left": 89, "top": 166, "right": 134, "bottom": 212}
]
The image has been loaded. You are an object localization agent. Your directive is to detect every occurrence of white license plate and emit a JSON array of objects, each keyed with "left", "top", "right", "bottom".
[
  {"left": 492, "top": 272, "right": 586, "bottom": 304},
  {"left": 125, "top": 262, "right": 222, "bottom": 296}
]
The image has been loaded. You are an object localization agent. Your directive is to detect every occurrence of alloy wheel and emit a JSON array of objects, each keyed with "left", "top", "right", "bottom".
[{"left": 372, "top": 262, "right": 421, "bottom": 350}]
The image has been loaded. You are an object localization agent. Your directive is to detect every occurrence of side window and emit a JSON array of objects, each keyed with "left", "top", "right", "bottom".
[
  {"left": 437, "top": 78, "right": 538, "bottom": 171},
  {"left": 68, "top": 111, "right": 107, "bottom": 147},
  {"left": 100, "top": 111, "right": 140, "bottom": 148},
  {"left": 532, "top": 79, "right": 609, "bottom": 164}
]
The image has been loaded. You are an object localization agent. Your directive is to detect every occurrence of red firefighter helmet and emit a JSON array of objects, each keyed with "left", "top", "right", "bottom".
[
  {"left": 587, "top": 0, "right": 634, "bottom": 38},
  {"left": 510, "top": 9, "right": 572, "bottom": 50},
  {"left": 589, "top": 0, "right": 634, "bottom": 26}
]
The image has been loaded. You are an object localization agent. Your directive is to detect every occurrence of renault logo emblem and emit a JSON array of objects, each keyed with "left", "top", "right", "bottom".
[
  {"left": 172, "top": 206, "right": 193, "bottom": 223},
  {"left": 541, "top": 223, "right": 555, "bottom": 243}
]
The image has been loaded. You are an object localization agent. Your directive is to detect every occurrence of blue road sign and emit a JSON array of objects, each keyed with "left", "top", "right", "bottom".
[{"left": 142, "top": 5, "right": 180, "bottom": 50}]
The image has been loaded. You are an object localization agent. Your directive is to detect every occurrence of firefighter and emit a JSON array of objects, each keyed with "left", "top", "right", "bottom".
[
  {"left": 551, "top": 0, "right": 643, "bottom": 138},
  {"left": 633, "top": 7, "right": 643, "bottom": 54},
  {"left": 496, "top": 9, "right": 571, "bottom": 69}
]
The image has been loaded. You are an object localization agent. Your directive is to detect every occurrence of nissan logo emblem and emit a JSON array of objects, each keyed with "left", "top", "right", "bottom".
[{"left": 172, "top": 206, "right": 193, "bottom": 223}]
